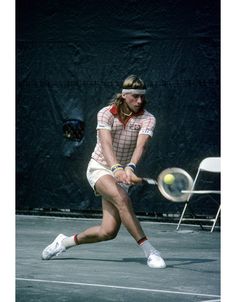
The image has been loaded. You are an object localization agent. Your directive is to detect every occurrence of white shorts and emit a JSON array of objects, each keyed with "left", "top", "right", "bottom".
[{"left": 86, "top": 158, "right": 130, "bottom": 195}]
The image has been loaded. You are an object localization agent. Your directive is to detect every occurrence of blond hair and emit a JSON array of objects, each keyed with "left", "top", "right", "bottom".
[{"left": 110, "top": 75, "right": 147, "bottom": 110}]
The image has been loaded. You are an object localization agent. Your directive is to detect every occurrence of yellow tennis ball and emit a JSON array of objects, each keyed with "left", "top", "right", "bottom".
[{"left": 163, "top": 173, "right": 175, "bottom": 185}]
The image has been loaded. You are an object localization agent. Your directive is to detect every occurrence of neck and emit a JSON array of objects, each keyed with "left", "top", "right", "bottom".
[
  {"left": 121, "top": 109, "right": 132, "bottom": 117},
  {"left": 120, "top": 103, "right": 132, "bottom": 117}
]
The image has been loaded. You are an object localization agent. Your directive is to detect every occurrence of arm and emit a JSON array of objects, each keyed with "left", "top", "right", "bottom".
[
  {"left": 98, "top": 129, "right": 129, "bottom": 183},
  {"left": 126, "top": 113, "right": 156, "bottom": 182},
  {"left": 125, "top": 134, "right": 151, "bottom": 183},
  {"left": 98, "top": 129, "right": 118, "bottom": 167},
  {"left": 130, "top": 134, "right": 151, "bottom": 165}
]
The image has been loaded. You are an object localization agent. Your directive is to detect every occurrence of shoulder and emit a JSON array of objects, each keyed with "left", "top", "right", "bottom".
[
  {"left": 138, "top": 110, "right": 156, "bottom": 136},
  {"left": 142, "top": 110, "right": 156, "bottom": 122},
  {"left": 97, "top": 105, "right": 115, "bottom": 127},
  {"left": 97, "top": 105, "right": 114, "bottom": 119},
  {"left": 98, "top": 105, "right": 113, "bottom": 115}
]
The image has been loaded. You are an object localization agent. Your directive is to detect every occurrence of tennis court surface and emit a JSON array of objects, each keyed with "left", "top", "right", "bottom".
[{"left": 16, "top": 215, "right": 220, "bottom": 302}]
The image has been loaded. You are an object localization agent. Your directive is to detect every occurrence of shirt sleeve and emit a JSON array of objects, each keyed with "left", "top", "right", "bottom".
[
  {"left": 96, "top": 107, "right": 114, "bottom": 131},
  {"left": 139, "top": 114, "right": 156, "bottom": 137}
]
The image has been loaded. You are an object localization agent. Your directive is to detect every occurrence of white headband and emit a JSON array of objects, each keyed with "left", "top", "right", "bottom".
[{"left": 122, "top": 89, "right": 146, "bottom": 95}]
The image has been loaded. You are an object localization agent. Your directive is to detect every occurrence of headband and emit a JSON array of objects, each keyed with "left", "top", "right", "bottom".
[{"left": 122, "top": 89, "right": 146, "bottom": 95}]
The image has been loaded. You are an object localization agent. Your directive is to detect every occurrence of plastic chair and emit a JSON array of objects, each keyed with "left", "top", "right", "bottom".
[{"left": 176, "top": 157, "right": 221, "bottom": 232}]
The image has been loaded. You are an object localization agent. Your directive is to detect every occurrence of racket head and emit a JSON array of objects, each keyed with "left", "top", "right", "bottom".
[{"left": 157, "top": 168, "right": 193, "bottom": 202}]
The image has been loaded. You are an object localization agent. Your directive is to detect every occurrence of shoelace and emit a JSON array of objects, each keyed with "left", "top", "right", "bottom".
[
  {"left": 149, "top": 250, "right": 161, "bottom": 258},
  {"left": 46, "top": 242, "right": 60, "bottom": 254}
]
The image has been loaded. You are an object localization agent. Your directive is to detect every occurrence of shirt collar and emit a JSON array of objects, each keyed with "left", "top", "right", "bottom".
[{"left": 109, "top": 104, "right": 144, "bottom": 116}]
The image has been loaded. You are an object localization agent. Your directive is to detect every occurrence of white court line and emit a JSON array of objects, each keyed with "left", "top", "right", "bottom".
[
  {"left": 16, "top": 277, "right": 220, "bottom": 298},
  {"left": 199, "top": 299, "right": 221, "bottom": 302}
]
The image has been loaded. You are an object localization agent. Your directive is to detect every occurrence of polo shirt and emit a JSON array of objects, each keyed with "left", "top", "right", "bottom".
[{"left": 91, "top": 104, "right": 156, "bottom": 166}]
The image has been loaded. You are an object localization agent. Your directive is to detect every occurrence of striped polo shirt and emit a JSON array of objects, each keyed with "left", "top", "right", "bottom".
[{"left": 91, "top": 104, "right": 156, "bottom": 167}]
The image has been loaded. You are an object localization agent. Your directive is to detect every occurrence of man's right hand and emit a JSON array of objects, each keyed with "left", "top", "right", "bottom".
[{"left": 114, "top": 169, "right": 130, "bottom": 184}]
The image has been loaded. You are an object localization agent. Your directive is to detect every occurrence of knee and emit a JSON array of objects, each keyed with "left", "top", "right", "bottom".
[{"left": 101, "top": 228, "right": 118, "bottom": 241}]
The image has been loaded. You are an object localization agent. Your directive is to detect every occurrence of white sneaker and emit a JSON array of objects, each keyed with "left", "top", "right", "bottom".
[
  {"left": 42, "top": 234, "right": 67, "bottom": 260},
  {"left": 147, "top": 251, "right": 166, "bottom": 268}
]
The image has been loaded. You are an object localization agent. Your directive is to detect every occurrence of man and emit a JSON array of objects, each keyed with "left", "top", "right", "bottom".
[{"left": 42, "top": 75, "right": 166, "bottom": 268}]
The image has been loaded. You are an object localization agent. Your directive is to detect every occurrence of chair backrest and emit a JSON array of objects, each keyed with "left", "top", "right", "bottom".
[{"left": 199, "top": 157, "right": 221, "bottom": 173}]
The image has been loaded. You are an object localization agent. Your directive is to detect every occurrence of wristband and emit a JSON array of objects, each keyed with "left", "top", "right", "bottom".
[
  {"left": 126, "top": 162, "right": 136, "bottom": 172},
  {"left": 111, "top": 163, "right": 124, "bottom": 174},
  {"left": 112, "top": 167, "right": 124, "bottom": 174}
]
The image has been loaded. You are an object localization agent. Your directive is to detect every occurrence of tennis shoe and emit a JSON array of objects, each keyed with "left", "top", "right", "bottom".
[
  {"left": 147, "top": 250, "right": 166, "bottom": 268},
  {"left": 42, "top": 234, "right": 67, "bottom": 260}
]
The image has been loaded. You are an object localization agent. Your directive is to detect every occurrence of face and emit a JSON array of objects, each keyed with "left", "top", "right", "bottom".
[{"left": 122, "top": 93, "right": 145, "bottom": 113}]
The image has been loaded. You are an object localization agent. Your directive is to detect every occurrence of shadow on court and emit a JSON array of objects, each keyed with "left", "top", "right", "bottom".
[{"left": 16, "top": 215, "right": 220, "bottom": 302}]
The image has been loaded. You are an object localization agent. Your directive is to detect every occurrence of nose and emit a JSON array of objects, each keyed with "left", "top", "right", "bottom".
[{"left": 137, "top": 96, "right": 143, "bottom": 104}]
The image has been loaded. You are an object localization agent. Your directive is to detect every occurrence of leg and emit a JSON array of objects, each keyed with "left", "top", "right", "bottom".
[
  {"left": 75, "top": 198, "right": 121, "bottom": 244},
  {"left": 42, "top": 174, "right": 166, "bottom": 267},
  {"left": 95, "top": 175, "right": 166, "bottom": 268},
  {"left": 42, "top": 198, "right": 121, "bottom": 260},
  {"left": 95, "top": 175, "right": 146, "bottom": 242}
]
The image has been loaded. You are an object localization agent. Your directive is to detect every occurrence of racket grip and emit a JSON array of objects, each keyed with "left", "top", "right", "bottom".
[
  {"left": 131, "top": 177, "right": 157, "bottom": 185},
  {"left": 131, "top": 177, "right": 143, "bottom": 185},
  {"left": 142, "top": 178, "right": 158, "bottom": 185}
]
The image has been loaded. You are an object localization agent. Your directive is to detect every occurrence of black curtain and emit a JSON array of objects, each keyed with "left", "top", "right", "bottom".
[{"left": 16, "top": 0, "right": 220, "bottom": 215}]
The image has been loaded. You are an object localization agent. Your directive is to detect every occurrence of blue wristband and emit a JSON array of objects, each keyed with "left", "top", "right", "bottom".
[{"left": 126, "top": 163, "right": 136, "bottom": 172}]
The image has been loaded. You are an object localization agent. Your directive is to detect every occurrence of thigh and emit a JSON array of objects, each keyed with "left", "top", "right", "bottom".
[
  {"left": 95, "top": 174, "right": 128, "bottom": 204},
  {"left": 101, "top": 198, "right": 121, "bottom": 232}
]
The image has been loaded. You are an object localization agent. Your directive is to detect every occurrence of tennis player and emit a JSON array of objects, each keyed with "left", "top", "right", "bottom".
[{"left": 42, "top": 75, "right": 166, "bottom": 268}]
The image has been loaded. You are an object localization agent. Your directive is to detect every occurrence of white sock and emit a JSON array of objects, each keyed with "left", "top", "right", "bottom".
[
  {"left": 62, "top": 235, "right": 77, "bottom": 249},
  {"left": 139, "top": 240, "right": 157, "bottom": 258}
]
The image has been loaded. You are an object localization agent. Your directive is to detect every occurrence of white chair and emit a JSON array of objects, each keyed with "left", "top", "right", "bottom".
[{"left": 176, "top": 157, "right": 221, "bottom": 232}]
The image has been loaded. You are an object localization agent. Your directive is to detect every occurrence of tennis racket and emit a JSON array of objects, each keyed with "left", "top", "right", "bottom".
[{"left": 133, "top": 167, "right": 193, "bottom": 202}]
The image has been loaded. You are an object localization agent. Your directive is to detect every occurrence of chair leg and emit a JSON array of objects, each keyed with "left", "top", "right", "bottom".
[
  {"left": 186, "top": 204, "right": 205, "bottom": 230},
  {"left": 176, "top": 202, "right": 188, "bottom": 231},
  {"left": 210, "top": 205, "right": 221, "bottom": 232}
]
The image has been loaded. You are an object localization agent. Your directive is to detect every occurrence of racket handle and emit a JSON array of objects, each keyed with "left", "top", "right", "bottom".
[
  {"left": 142, "top": 178, "right": 158, "bottom": 185},
  {"left": 130, "top": 177, "right": 143, "bottom": 184},
  {"left": 130, "top": 177, "right": 157, "bottom": 185}
]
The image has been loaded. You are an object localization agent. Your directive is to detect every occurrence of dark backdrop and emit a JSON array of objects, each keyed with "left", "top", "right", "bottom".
[{"left": 16, "top": 0, "right": 220, "bottom": 216}]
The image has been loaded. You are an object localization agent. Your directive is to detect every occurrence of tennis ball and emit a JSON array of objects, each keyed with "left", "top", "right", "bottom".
[{"left": 163, "top": 173, "right": 175, "bottom": 185}]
